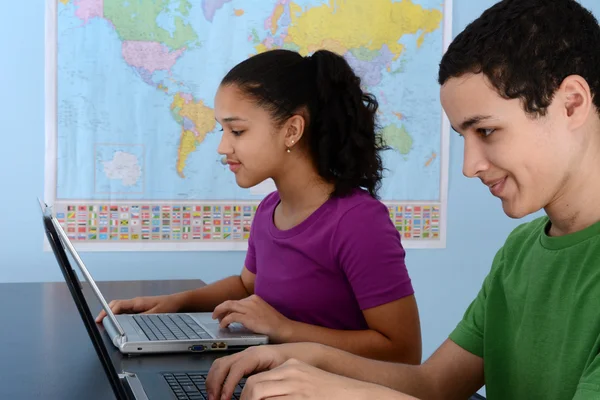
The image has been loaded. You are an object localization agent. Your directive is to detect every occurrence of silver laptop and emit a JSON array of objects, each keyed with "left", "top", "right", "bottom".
[{"left": 40, "top": 198, "right": 269, "bottom": 355}]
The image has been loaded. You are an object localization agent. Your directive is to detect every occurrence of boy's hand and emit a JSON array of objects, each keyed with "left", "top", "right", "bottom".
[
  {"left": 207, "top": 343, "right": 325, "bottom": 400},
  {"left": 210, "top": 357, "right": 417, "bottom": 400}
]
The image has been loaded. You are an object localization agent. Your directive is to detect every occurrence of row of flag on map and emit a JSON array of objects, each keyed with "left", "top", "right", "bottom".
[
  {"left": 54, "top": 204, "right": 256, "bottom": 242},
  {"left": 52, "top": 203, "right": 441, "bottom": 242}
]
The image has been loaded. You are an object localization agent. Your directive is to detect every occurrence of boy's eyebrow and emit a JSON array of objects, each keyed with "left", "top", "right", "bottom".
[{"left": 459, "top": 115, "right": 493, "bottom": 131}]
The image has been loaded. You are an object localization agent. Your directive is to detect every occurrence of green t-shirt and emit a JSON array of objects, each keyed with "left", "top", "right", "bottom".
[{"left": 450, "top": 216, "right": 600, "bottom": 399}]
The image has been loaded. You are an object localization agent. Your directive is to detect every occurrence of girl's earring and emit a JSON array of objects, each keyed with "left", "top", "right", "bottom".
[{"left": 287, "top": 140, "right": 295, "bottom": 153}]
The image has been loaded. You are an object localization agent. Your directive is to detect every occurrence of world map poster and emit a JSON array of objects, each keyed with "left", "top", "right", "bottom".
[{"left": 45, "top": 0, "right": 452, "bottom": 250}]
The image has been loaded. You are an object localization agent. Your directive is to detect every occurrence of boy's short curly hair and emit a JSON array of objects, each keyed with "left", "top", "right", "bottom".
[{"left": 439, "top": 0, "right": 600, "bottom": 117}]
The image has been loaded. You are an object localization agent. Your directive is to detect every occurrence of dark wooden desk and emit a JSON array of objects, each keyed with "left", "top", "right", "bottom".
[
  {"left": 0, "top": 279, "right": 226, "bottom": 399},
  {"left": 0, "top": 280, "right": 487, "bottom": 400}
]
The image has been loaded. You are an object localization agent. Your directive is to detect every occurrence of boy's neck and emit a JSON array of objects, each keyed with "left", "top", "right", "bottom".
[{"left": 545, "top": 136, "right": 600, "bottom": 236}]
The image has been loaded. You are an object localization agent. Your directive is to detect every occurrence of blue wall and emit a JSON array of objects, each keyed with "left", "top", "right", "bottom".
[{"left": 2, "top": 1, "right": 598, "bottom": 370}]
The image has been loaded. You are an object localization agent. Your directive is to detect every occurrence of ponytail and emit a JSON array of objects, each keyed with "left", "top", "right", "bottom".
[{"left": 306, "top": 50, "right": 385, "bottom": 198}]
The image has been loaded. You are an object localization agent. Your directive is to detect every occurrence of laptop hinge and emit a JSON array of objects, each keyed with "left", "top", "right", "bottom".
[
  {"left": 117, "top": 333, "right": 128, "bottom": 346},
  {"left": 119, "top": 372, "right": 149, "bottom": 400}
]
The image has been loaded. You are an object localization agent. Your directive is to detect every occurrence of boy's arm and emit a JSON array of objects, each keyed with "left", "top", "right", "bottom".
[
  {"left": 207, "top": 339, "right": 484, "bottom": 400},
  {"left": 312, "top": 338, "right": 484, "bottom": 400}
]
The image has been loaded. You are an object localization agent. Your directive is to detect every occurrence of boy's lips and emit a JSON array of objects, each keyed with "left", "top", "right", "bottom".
[{"left": 484, "top": 177, "right": 507, "bottom": 197}]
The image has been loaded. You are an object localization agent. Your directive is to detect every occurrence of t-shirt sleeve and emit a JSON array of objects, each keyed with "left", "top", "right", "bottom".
[
  {"left": 332, "top": 200, "right": 414, "bottom": 310},
  {"left": 573, "top": 353, "right": 600, "bottom": 399},
  {"left": 449, "top": 246, "right": 505, "bottom": 358}
]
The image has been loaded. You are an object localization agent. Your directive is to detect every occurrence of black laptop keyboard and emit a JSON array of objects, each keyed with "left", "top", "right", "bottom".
[
  {"left": 164, "top": 372, "right": 246, "bottom": 400},
  {"left": 133, "top": 314, "right": 212, "bottom": 341}
]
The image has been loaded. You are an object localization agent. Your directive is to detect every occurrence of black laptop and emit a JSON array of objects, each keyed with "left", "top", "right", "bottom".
[{"left": 40, "top": 198, "right": 246, "bottom": 399}]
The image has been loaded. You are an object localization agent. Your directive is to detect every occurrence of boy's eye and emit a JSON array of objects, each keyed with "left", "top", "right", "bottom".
[{"left": 477, "top": 128, "right": 495, "bottom": 137}]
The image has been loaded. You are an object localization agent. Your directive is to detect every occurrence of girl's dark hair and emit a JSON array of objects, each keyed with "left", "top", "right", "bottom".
[{"left": 221, "top": 49, "right": 386, "bottom": 198}]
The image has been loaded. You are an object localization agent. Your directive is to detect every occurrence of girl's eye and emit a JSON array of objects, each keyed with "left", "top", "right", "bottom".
[{"left": 219, "top": 128, "right": 244, "bottom": 136}]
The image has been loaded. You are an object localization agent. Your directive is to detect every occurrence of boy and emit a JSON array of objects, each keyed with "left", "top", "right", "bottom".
[{"left": 205, "top": 1, "right": 600, "bottom": 399}]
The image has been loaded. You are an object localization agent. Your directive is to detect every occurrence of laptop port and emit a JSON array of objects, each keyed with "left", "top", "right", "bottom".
[
  {"left": 211, "top": 342, "right": 218, "bottom": 349},
  {"left": 189, "top": 345, "right": 205, "bottom": 352},
  {"left": 218, "top": 342, "right": 227, "bottom": 349}
]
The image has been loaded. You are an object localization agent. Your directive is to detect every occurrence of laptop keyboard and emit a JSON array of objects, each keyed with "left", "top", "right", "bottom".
[
  {"left": 163, "top": 372, "right": 246, "bottom": 400},
  {"left": 133, "top": 314, "right": 212, "bottom": 341}
]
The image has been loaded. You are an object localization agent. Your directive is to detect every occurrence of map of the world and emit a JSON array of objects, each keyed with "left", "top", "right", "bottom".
[{"left": 46, "top": 0, "right": 451, "bottom": 250}]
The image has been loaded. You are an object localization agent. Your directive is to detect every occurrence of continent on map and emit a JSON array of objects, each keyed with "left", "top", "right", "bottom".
[
  {"left": 170, "top": 93, "right": 216, "bottom": 178},
  {"left": 382, "top": 124, "right": 413, "bottom": 156},
  {"left": 257, "top": 0, "right": 442, "bottom": 61},
  {"left": 103, "top": 0, "right": 198, "bottom": 50},
  {"left": 102, "top": 151, "right": 142, "bottom": 186},
  {"left": 202, "top": 0, "right": 234, "bottom": 22}
]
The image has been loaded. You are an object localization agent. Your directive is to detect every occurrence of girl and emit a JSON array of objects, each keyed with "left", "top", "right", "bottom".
[{"left": 96, "top": 49, "right": 421, "bottom": 363}]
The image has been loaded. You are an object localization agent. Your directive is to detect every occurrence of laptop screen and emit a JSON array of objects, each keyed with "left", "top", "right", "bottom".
[{"left": 41, "top": 206, "right": 130, "bottom": 400}]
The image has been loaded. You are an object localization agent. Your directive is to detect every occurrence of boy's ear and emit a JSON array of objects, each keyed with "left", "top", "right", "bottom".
[{"left": 560, "top": 75, "right": 592, "bottom": 130}]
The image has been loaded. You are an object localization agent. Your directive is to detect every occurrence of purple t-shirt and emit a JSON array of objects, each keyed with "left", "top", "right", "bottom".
[{"left": 245, "top": 189, "right": 413, "bottom": 330}]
